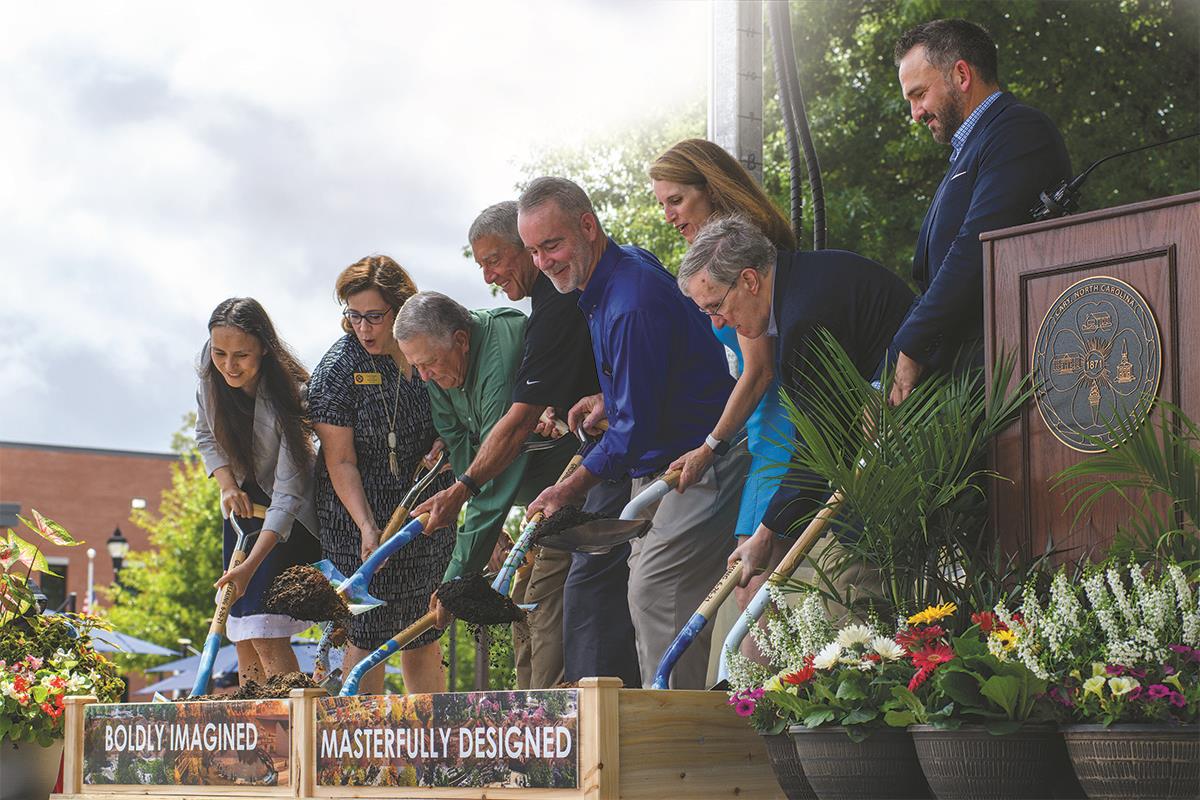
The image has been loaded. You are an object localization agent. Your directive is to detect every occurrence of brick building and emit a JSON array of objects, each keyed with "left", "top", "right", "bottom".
[{"left": 0, "top": 441, "right": 177, "bottom": 616}]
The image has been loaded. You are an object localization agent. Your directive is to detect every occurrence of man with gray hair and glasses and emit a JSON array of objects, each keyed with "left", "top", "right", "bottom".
[
  {"left": 677, "top": 214, "right": 912, "bottom": 600},
  {"left": 394, "top": 290, "right": 577, "bottom": 689},
  {"left": 520, "top": 176, "right": 749, "bottom": 689}
]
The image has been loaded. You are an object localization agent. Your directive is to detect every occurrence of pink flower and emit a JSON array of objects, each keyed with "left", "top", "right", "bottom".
[
  {"left": 734, "top": 698, "right": 757, "bottom": 717},
  {"left": 1147, "top": 684, "right": 1171, "bottom": 700},
  {"left": 1168, "top": 644, "right": 1200, "bottom": 663},
  {"left": 23, "top": 656, "right": 42, "bottom": 670},
  {"left": 1168, "top": 691, "right": 1187, "bottom": 708}
]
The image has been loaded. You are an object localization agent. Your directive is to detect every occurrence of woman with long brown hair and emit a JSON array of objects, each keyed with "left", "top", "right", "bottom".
[
  {"left": 308, "top": 255, "right": 454, "bottom": 695},
  {"left": 196, "top": 297, "right": 321, "bottom": 684},
  {"left": 650, "top": 138, "right": 796, "bottom": 618}
]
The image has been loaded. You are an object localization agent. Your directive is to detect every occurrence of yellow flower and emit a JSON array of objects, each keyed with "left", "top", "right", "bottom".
[
  {"left": 1107, "top": 677, "right": 1140, "bottom": 697},
  {"left": 1090, "top": 662, "right": 1107, "bottom": 678},
  {"left": 1082, "top": 676, "right": 1106, "bottom": 697},
  {"left": 991, "top": 629, "right": 1017, "bottom": 650},
  {"left": 907, "top": 602, "right": 958, "bottom": 626}
]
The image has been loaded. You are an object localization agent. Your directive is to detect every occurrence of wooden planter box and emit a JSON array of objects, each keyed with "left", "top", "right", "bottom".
[{"left": 54, "top": 678, "right": 781, "bottom": 800}]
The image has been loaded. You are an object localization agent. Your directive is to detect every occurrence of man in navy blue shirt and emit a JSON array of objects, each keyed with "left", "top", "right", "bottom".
[
  {"left": 521, "top": 177, "right": 749, "bottom": 689},
  {"left": 678, "top": 214, "right": 912, "bottom": 604},
  {"left": 888, "top": 18, "right": 1069, "bottom": 406}
]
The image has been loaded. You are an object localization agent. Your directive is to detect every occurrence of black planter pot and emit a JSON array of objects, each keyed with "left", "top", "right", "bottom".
[
  {"left": 1061, "top": 723, "right": 1200, "bottom": 800},
  {"left": 909, "top": 724, "right": 1062, "bottom": 799},
  {"left": 761, "top": 732, "right": 818, "bottom": 800},
  {"left": 789, "top": 724, "right": 930, "bottom": 800}
]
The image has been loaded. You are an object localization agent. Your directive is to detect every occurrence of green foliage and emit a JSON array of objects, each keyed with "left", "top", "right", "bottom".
[
  {"left": 1053, "top": 401, "right": 1200, "bottom": 563},
  {"left": 778, "top": 331, "right": 1036, "bottom": 622},
  {"left": 517, "top": 2, "right": 1197, "bottom": 285},
  {"left": 927, "top": 627, "right": 1050, "bottom": 734},
  {"left": 512, "top": 101, "right": 705, "bottom": 273},
  {"left": 101, "top": 451, "right": 222, "bottom": 669}
]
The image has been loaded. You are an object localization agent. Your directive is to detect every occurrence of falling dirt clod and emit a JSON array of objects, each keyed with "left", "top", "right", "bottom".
[
  {"left": 436, "top": 572, "right": 524, "bottom": 625},
  {"left": 529, "top": 506, "right": 606, "bottom": 545},
  {"left": 264, "top": 565, "right": 350, "bottom": 622}
]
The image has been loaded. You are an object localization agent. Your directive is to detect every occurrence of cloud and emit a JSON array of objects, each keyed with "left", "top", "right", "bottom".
[{"left": 0, "top": 1, "right": 706, "bottom": 452}]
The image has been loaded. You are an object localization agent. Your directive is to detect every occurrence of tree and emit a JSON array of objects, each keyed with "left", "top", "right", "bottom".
[
  {"left": 517, "top": 1, "right": 1198, "bottom": 281},
  {"left": 101, "top": 450, "right": 222, "bottom": 668}
]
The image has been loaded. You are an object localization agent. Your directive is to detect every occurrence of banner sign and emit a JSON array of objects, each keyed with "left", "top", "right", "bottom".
[
  {"left": 315, "top": 690, "right": 579, "bottom": 789},
  {"left": 83, "top": 700, "right": 290, "bottom": 787}
]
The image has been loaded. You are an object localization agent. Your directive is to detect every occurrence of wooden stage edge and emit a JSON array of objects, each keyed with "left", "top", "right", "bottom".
[{"left": 53, "top": 678, "right": 785, "bottom": 800}]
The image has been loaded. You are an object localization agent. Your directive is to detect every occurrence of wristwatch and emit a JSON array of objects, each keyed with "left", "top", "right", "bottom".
[
  {"left": 705, "top": 434, "right": 731, "bottom": 456},
  {"left": 457, "top": 473, "right": 481, "bottom": 497}
]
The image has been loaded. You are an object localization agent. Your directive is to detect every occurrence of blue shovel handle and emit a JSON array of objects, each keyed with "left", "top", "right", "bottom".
[
  {"left": 652, "top": 561, "right": 742, "bottom": 689},
  {"left": 337, "top": 514, "right": 428, "bottom": 602}
]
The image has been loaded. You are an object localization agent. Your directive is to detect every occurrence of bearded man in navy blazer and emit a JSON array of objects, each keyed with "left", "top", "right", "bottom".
[{"left": 888, "top": 19, "right": 1070, "bottom": 406}]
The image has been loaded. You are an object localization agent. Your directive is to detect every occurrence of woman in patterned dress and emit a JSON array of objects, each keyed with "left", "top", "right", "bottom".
[{"left": 308, "top": 255, "right": 454, "bottom": 694}]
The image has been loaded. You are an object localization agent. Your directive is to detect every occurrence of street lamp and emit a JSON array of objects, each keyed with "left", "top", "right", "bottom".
[{"left": 106, "top": 526, "right": 130, "bottom": 583}]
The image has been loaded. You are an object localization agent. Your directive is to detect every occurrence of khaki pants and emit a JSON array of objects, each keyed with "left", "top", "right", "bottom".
[
  {"left": 626, "top": 443, "right": 749, "bottom": 689},
  {"left": 511, "top": 546, "right": 571, "bottom": 689}
]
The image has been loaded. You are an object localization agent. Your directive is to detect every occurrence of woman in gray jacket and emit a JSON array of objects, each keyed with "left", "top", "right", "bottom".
[{"left": 196, "top": 297, "right": 321, "bottom": 683}]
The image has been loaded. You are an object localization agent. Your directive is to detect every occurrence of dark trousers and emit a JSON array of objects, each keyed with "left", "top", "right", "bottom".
[{"left": 562, "top": 477, "right": 641, "bottom": 687}]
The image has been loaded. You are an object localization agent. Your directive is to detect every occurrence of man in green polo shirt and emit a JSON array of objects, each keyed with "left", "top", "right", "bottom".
[{"left": 393, "top": 290, "right": 575, "bottom": 688}]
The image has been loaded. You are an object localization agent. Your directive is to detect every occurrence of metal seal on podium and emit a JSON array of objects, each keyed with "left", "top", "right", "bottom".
[{"left": 1032, "top": 275, "right": 1161, "bottom": 452}]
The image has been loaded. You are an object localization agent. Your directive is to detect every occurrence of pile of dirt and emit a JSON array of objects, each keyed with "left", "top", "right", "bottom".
[
  {"left": 529, "top": 506, "right": 606, "bottom": 545},
  {"left": 436, "top": 572, "right": 524, "bottom": 625},
  {"left": 189, "top": 672, "right": 320, "bottom": 701},
  {"left": 264, "top": 565, "right": 350, "bottom": 622}
]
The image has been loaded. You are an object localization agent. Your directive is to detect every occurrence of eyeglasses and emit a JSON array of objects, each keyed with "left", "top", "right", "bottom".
[
  {"left": 700, "top": 279, "right": 738, "bottom": 317},
  {"left": 342, "top": 308, "right": 393, "bottom": 327}
]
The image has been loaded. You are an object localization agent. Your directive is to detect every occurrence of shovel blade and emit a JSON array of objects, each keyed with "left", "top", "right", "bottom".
[
  {"left": 536, "top": 519, "right": 652, "bottom": 554},
  {"left": 313, "top": 560, "right": 383, "bottom": 614}
]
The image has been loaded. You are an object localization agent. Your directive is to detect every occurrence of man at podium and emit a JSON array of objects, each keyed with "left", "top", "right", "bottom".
[{"left": 887, "top": 18, "right": 1070, "bottom": 406}]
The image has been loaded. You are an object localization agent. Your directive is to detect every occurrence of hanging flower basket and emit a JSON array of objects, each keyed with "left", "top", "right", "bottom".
[
  {"left": 789, "top": 725, "right": 929, "bottom": 800},
  {"left": 1061, "top": 724, "right": 1200, "bottom": 800},
  {"left": 761, "top": 731, "right": 817, "bottom": 800}
]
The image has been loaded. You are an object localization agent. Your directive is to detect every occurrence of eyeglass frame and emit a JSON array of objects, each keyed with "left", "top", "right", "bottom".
[
  {"left": 699, "top": 278, "right": 739, "bottom": 318},
  {"left": 341, "top": 307, "right": 395, "bottom": 327}
]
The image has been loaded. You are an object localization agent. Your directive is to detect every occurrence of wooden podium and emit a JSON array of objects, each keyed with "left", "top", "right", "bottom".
[{"left": 983, "top": 191, "right": 1199, "bottom": 561}]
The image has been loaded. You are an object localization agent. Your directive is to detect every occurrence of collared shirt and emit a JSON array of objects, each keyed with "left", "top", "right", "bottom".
[
  {"left": 578, "top": 239, "right": 734, "bottom": 481},
  {"left": 766, "top": 267, "right": 779, "bottom": 338},
  {"left": 511, "top": 272, "right": 599, "bottom": 410},
  {"left": 950, "top": 90, "right": 1002, "bottom": 162},
  {"left": 428, "top": 307, "right": 574, "bottom": 581}
]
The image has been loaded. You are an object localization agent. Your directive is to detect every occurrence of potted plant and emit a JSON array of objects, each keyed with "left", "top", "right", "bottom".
[
  {"left": 725, "top": 588, "right": 830, "bottom": 799},
  {"left": 1020, "top": 562, "right": 1200, "bottom": 799},
  {"left": 1, "top": 511, "right": 124, "bottom": 800},
  {"left": 884, "top": 602, "right": 1064, "bottom": 799},
  {"left": 763, "top": 613, "right": 928, "bottom": 800}
]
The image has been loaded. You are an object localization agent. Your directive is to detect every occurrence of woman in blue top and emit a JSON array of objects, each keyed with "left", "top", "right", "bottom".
[{"left": 651, "top": 138, "right": 797, "bottom": 619}]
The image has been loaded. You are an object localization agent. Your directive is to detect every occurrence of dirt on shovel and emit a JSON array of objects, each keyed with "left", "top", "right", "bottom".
[
  {"left": 435, "top": 572, "right": 524, "bottom": 625},
  {"left": 529, "top": 506, "right": 606, "bottom": 545},
  {"left": 263, "top": 565, "right": 350, "bottom": 623}
]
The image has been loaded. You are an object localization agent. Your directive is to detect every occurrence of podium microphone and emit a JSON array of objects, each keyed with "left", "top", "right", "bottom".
[{"left": 1031, "top": 130, "right": 1199, "bottom": 221}]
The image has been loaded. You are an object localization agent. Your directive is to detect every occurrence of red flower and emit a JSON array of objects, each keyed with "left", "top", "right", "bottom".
[
  {"left": 911, "top": 643, "right": 955, "bottom": 671},
  {"left": 971, "top": 611, "right": 1008, "bottom": 634},
  {"left": 896, "top": 625, "right": 945, "bottom": 651},
  {"left": 782, "top": 656, "right": 816, "bottom": 685},
  {"left": 12, "top": 675, "right": 29, "bottom": 693},
  {"left": 908, "top": 666, "right": 933, "bottom": 692}
]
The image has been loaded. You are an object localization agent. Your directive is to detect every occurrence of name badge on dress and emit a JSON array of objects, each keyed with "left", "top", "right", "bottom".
[{"left": 353, "top": 372, "right": 382, "bottom": 385}]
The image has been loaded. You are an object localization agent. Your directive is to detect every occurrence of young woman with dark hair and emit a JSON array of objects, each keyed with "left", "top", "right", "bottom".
[{"left": 196, "top": 297, "right": 321, "bottom": 683}]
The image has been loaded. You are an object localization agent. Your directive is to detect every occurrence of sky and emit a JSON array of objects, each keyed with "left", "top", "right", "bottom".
[{"left": 0, "top": 1, "right": 709, "bottom": 454}]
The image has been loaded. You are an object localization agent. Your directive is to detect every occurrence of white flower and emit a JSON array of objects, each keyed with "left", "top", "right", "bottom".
[
  {"left": 871, "top": 637, "right": 904, "bottom": 662},
  {"left": 836, "top": 624, "right": 875, "bottom": 649},
  {"left": 813, "top": 642, "right": 842, "bottom": 670}
]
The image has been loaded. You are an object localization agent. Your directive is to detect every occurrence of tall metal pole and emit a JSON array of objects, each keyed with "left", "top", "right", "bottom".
[
  {"left": 708, "top": 0, "right": 764, "bottom": 183},
  {"left": 85, "top": 547, "right": 96, "bottom": 614}
]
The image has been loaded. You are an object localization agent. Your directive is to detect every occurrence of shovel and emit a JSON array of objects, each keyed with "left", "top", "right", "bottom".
[
  {"left": 338, "top": 429, "right": 644, "bottom": 696},
  {"left": 712, "top": 488, "right": 847, "bottom": 687},
  {"left": 312, "top": 455, "right": 447, "bottom": 689},
  {"left": 190, "top": 506, "right": 265, "bottom": 697}
]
